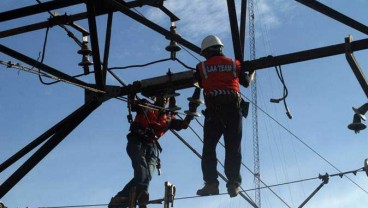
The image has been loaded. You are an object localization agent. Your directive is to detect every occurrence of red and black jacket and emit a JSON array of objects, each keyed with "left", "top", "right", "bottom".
[
  {"left": 129, "top": 99, "right": 184, "bottom": 142},
  {"left": 195, "top": 55, "right": 251, "bottom": 96}
]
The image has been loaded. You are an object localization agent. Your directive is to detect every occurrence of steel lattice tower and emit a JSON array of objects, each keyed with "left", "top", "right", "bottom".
[{"left": 248, "top": 0, "right": 261, "bottom": 206}]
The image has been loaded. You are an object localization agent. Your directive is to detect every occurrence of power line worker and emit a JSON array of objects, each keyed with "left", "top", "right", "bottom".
[
  {"left": 109, "top": 82, "right": 191, "bottom": 208},
  {"left": 195, "top": 35, "right": 255, "bottom": 197}
]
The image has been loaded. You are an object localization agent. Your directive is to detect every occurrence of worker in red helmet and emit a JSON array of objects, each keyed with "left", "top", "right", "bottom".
[
  {"left": 195, "top": 35, "right": 255, "bottom": 197},
  {"left": 109, "top": 82, "right": 192, "bottom": 208}
]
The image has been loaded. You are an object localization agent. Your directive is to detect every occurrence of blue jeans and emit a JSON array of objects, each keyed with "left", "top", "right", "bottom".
[
  {"left": 116, "top": 133, "right": 158, "bottom": 197},
  {"left": 202, "top": 102, "right": 243, "bottom": 187}
]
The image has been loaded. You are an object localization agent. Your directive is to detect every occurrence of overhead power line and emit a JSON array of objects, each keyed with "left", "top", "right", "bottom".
[
  {"left": 36, "top": 166, "right": 365, "bottom": 208},
  {"left": 241, "top": 94, "right": 368, "bottom": 195}
]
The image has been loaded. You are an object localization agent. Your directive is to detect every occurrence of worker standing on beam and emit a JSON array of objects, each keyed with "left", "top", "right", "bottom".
[
  {"left": 109, "top": 81, "right": 192, "bottom": 208},
  {"left": 195, "top": 35, "right": 255, "bottom": 198}
]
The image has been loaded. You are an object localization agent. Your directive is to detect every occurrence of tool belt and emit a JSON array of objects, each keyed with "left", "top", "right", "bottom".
[
  {"left": 203, "top": 91, "right": 249, "bottom": 122},
  {"left": 130, "top": 123, "right": 155, "bottom": 140},
  {"left": 205, "top": 91, "right": 242, "bottom": 110}
]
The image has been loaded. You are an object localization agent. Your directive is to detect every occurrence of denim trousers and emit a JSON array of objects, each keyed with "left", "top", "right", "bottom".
[
  {"left": 201, "top": 103, "right": 243, "bottom": 187},
  {"left": 117, "top": 133, "right": 158, "bottom": 197}
]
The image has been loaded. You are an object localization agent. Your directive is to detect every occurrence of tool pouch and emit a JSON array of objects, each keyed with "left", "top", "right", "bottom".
[{"left": 240, "top": 98, "right": 249, "bottom": 119}]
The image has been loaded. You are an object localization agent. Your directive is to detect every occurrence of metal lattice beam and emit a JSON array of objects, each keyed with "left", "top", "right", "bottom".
[
  {"left": 104, "top": 0, "right": 201, "bottom": 54},
  {"left": 226, "top": 0, "right": 243, "bottom": 61},
  {"left": 295, "top": 0, "right": 368, "bottom": 35},
  {"left": 86, "top": 0, "right": 104, "bottom": 90},
  {"left": 243, "top": 38, "right": 368, "bottom": 71},
  {"left": 0, "top": 99, "right": 101, "bottom": 198},
  {"left": 0, "top": 0, "right": 84, "bottom": 22}
]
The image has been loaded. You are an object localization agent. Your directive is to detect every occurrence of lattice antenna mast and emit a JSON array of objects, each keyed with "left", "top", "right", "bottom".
[{"left": 248, "top": 0, "right": 261, "bottom": 207}]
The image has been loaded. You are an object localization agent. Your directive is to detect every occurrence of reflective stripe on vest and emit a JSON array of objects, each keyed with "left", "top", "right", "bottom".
[{"left": 207, "top": 89, "right": 239, "bottom": 97}]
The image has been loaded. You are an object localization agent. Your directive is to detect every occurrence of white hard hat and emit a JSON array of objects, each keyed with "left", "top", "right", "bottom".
[{"left": 200, "top": 35, "right": 224, "bottom": 53}]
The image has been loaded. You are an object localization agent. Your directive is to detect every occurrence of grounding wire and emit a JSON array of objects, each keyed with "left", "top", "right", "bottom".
[
  {"left": 175, "top": 57, "right": 196, "bottom": 70},
  {"left": 2, "top": 59, "right": 92, "bottom": 83},
  {"left": 37, "top": 25, "right": 56, "bottom": 85},
  {"left": 108, "top": 57, "right": 195, "bottom": 71},
  {"left": 0, "top": 61, "right": 105, "bottom": 94},
  {"left": 36, "top": 0, "right": 83, "bottom": 47},
  {"left": 9, "top": 51, "right": 197, "bottom": 112},
  {"left": 107, "top": 69, "right": 127, "bottom": 87},
  {"left": 241, "top": 93, "right": 368, "bottom": 194},
  {"left": 35, "top": 0, "right": 84, "bottom": 85},
  {"left": 108, "top": 58, "right": 171, "bottom": 70},
  {"left": 34, "top": 24, "right": 79, "bottom": 86},
  {"left": 177, "top": 43, "right": 201, "bottom": 62}
]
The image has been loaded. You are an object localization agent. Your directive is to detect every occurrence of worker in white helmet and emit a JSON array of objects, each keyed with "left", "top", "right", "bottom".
[{"left": 195, "top": 35, "right": 255, "bottom": 198}]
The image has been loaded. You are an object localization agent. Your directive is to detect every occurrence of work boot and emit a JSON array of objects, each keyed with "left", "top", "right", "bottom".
[
  {"left": 137, "top": 190, "right": 149, "bottom": 208},
  {"left": 196, "top": 182, "right": 219, "bottom": 196},
  {"left": 108, "top": 196, "right": 129, "bottom": 208},
  {"left": 227, "top": 184, "right": 240, "bottom": 198}
]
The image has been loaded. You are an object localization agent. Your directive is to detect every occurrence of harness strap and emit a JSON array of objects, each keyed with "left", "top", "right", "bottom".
[
  {"left": 201, "top": 61, "right": 208, "bottom": 79},
  {"left": 232, "top": 60, "right": 237, "bottom": 78},
  {"left": 127, "top": 102, "right": 133, "bottom": 123},
  {"left": 155, "top": 141, "right": 163, "bottom": 153},
  {"left": 155, "top": 141, "right": 162, "bottom": 176}
]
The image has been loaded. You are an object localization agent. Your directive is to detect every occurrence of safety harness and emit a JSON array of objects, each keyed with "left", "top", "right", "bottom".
[{"left": 128, "top": 99, "right": 168, "bottom": 175}]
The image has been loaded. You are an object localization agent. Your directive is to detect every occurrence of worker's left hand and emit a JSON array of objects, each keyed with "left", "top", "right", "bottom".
[{"left": 130, "top": 81, "right": 141, "bottom": 93}]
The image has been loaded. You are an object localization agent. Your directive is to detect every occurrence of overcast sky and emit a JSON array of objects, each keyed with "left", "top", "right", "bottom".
[{"left": 1, "top": 1, "right": 368, "bottom": 208}]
